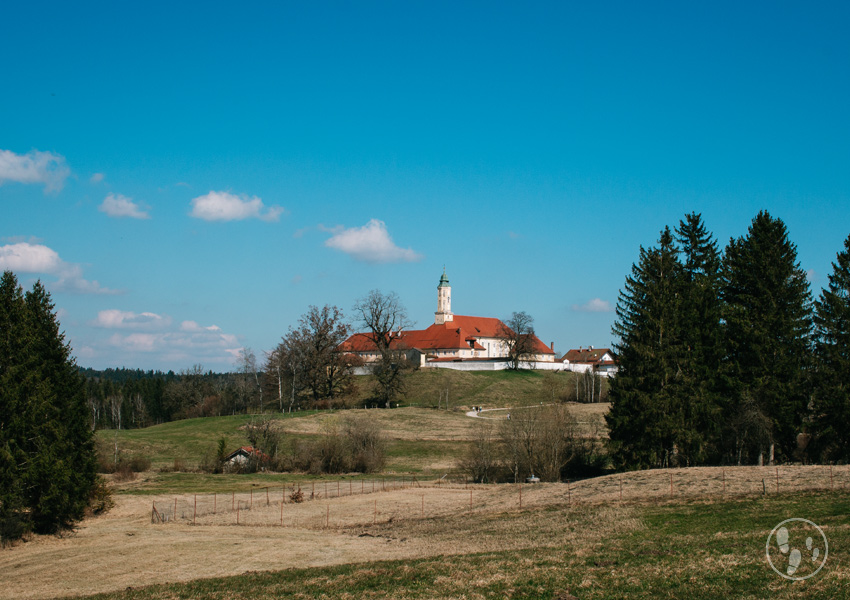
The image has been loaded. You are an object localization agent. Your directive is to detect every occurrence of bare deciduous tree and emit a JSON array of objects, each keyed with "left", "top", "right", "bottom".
[
  {"left": 461, "top": 421, "right": 500, "bottom": 483},
  {"left": 353, "top": 290, "right": 415, "bottom": 408},
  {"left": 235, "top": 348, "right": 263, "bottom": 412},
  {"left": 277, "top": 305, "right": 356, "bottom": 408},
  {"left": 499, "top": 311, "right": 537, "bottom": 370}
]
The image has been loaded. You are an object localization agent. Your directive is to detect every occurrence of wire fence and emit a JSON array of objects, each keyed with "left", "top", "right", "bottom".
[{"left": 150, "top": 465, "right": 849, "bottom": 529}]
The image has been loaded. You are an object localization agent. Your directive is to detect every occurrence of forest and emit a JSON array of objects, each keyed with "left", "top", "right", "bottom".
[{"left": 607, "top": 211, "right": 850, "bottom": 469}]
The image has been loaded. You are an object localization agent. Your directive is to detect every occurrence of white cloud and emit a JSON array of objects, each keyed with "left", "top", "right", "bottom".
[
  {"left": 90, "top": 172, "right": 105, "bottom": 183},
  {"left": 572, "top": 298, "right": 614, "bottom": 313},
  {"left": 99, "top": 193, "right": 150, "bottom": 219},
  {"left": 0, "top": 242, "right": 120, "bottom": 295},
  {"left": 180, "top": 320, "right": 223, "bottom": 333},
  {"left": 324, "top": 219, "right": 423, "bottom": 263},
  {"left": 189, "top": 191, "right": 284, "bottom": 222},
  {"left": 0, "top": 149, "right": 70, "bottom": 193},
  {"left": 91, "top": 309, "right": 171, "bottom": 330},
  {"left": 0, "top": 242, "right": 63, "bottom": 273},
  {"left": 105, "top": 320, "right": 240, "bottom": 363}
]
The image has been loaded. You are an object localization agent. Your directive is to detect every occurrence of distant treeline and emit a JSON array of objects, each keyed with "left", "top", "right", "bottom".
[{"left": 81, "top": 366, "right": 265, "bottom": 429}]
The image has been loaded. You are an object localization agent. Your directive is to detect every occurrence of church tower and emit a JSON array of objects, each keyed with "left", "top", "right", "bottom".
[{"left": 435, "top": 269, "right": 453, "bottom": 325}]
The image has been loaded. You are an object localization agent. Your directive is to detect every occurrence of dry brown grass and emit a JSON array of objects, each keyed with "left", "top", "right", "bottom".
[
  {"left": 2, "top": 464, "right": 846, "bottom": 600},
  {"left": 279, "top": 404, "right": 610, "bottom": 441}
]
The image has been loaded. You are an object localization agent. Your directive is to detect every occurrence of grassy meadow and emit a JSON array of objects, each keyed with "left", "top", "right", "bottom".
[
  {"left": 97, "top": 370, "right": 609, "bottom": 486},
  {"left": 62, "top": 489, "right": 849, "bottom": 600},
  {"left": 21, "top": 370, "right": 840, "bottom": 599}
]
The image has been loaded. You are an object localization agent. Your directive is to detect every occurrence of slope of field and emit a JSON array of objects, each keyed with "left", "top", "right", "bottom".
[
  {"left": 2, "top": 466, "right": 848, "bottom": 600},
  {"left": 98, "top": 403, "right": 610, "bottom": 476},
  {"left": 95, "top": 367, "right": 608, "bottom": 473}
]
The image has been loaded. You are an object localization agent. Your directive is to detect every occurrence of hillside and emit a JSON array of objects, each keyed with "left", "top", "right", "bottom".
[
  {"left": 98, "top": 402, "right": 610, "bottom": 488},
  {"left": 96, "top": 369, "right": 609, "bottom": 479},
  {"left": 15, "top": 397, "right": 849, "bottom": 599},
  {"left": 2, "top": 467, "right": 847, "bottom": 599}
]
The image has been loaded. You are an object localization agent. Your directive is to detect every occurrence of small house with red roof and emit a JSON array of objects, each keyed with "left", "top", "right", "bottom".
[
  {"left": 558, "top": 346, "right": 618, "bottom": 377},
  {"left": 224, "top": 446, "right": 270, "bottom": 466},
  {"left": 340, "top": 271, "right": 556, "bottom": 370}
]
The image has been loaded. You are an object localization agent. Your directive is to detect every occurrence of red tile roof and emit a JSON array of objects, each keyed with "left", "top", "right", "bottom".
[
  {"left": 560, "top": 348, "right": 616, "bottom": 364},
  {"left": 340, "top": 315, "right": 554, "bottom": 355}
]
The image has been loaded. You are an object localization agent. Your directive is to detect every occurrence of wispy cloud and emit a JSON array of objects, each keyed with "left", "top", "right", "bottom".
[
  {"left": 90, "top": 172, "right": 105, "bottom": 183},
  {"left": 0, "top": 242, "right": 120, "bottom": 295},
  {"left": 189, "top": 190, "right": 284, "bottom": 222},
  {"left": 99, "top": 193, "right": 150, "bottom": 219},
  {"left": 103, "top": 319, "right": 241, "bottom": 364},
  {"left": 90, "top": 309, "right": 171, "bottom": 330},
  {"left": 324, "top": 219, "right": 423, "bottom": 263},
  {"left": 572, "top": 298, "right": 614, "bottom": 313},
  {"left": 0, "top": 148, "right": 70, "bottom": 193}
]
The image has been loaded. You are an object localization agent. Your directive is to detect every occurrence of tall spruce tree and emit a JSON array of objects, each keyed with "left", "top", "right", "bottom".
[
  {"left": 721, "top": 211, "right": 813, "bottom": 464},
  {"left": 812, "top": 233, "right": 850, "bottom": 461},
  {"left": 673, "top": 213, "right": 724, "bottom": 464},
  {"left": 0, "top": 272, "right": 97, "bottom": 539},
  {"left": 0, "top": 271, "right": 29, "bottom": 538},
  {"left": 606, "top": 227, "right": 685, "bottom": 469}
]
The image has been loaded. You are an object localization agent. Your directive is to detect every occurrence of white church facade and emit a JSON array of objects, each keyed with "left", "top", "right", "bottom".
[{"left": 341, "top": 271, "right": 557, "bottom": 371}]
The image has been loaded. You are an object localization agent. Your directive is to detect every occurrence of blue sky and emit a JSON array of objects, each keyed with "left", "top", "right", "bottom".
[{"left": 2, "top": 1, "right": 849, "bottom": 371}]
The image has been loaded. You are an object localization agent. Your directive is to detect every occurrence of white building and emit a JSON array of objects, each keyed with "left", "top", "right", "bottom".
[{"left": 340, "top": 271, "right": 556, "bottom": 370}]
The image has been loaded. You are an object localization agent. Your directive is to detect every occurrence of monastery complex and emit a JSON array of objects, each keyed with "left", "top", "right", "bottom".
[{"left": 342, "top": 271, "right": 617, "bottom": 375}]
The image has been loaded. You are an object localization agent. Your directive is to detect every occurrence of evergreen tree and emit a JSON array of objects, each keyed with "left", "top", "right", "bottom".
[
  {"left": 673, "top": 213, "right": 725, "bottom": 464},
  {"left": 721, "top": 211, "right": 813, "bottom": 464},
  {"left": 812, "top": 233, "right": 850, "bottom": 461},
  {"left": 0, "top": 272, "right": 97, "bottom": 539},
  {"left": 0, "top": 272, "right": 29, "bottom": 538},
  {"left": 606, "top": 227, "right": 685, "bottom": 469}
]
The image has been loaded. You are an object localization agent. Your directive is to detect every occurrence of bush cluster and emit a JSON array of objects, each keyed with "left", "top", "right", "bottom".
[{"left": 459, "top": 405, "right": 606, "bottom": 484}]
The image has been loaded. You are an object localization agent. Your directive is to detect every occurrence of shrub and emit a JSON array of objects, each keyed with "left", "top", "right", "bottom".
[
  {"left": 127, "top": 455, "right": 151, "bottom": 472},
  {"left": 113, "top": 463, "right": 136, "bottom": 482},
  {"left": 87, "top": 476, "right": 114, "bottom": 515},
  {"left": 459, "top": 405, "right": 602, "bottom": 483}
]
